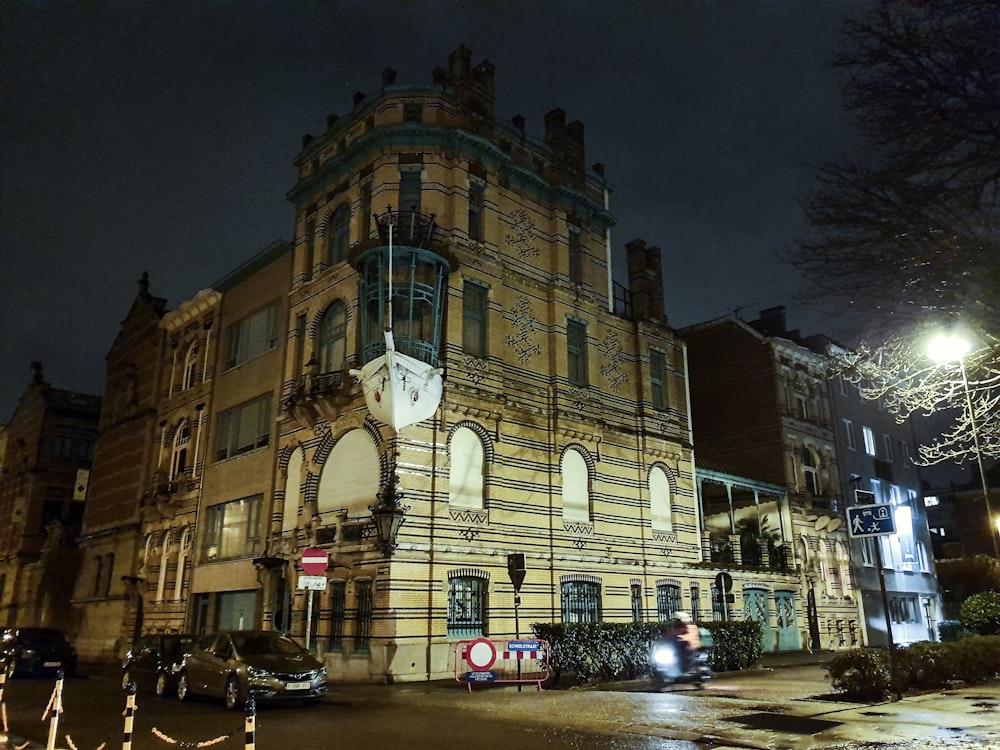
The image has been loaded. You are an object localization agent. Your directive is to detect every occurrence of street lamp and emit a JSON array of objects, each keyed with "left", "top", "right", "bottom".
[
  {"left": 370, "top": 470, "right": 407, "bottom": 556},
  {"left": 927, "top": 332, "right": 999, "bottom": 558}
]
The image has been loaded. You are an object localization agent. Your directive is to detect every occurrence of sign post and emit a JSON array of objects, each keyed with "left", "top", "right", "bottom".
[
  {"left": 715, "top": 571, "right": 733, "bottom": 621},
  {"left": 299, "top": 548, "right": 329, "bottom": 650},
  {"left": 507, "top": 553, "right": 526, "bottom": 691},
  {"left": 848, "top": 490, "right": 900, "bottom": 700}
]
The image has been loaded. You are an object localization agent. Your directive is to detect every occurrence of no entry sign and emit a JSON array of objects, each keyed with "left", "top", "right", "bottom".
[{"left": 301, "top": 548, "right": 329, "bottom": 575}]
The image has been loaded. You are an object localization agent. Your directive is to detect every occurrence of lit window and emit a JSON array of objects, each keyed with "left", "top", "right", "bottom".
[
  {"left": 862, "top": 426, "right": 876, "bottom": 456},
  {"left": 924, "top": 496, "right": 940, "bottom": 507},
  {"left": 202, "top": 494, "right": 262, "bottom": 561}
]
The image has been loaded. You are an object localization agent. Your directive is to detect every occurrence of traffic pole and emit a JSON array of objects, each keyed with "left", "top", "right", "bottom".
[
  {"left": 45, "top": 669, "right": 64, "bottom": 750},
  {"left": 122, "top": 681, "right": 137, "bottom": 750},
  {"left": 244, "top": 696, "right": 257, "bottom": 750},
  {"left": 0, "top": 662, "right": 8, "bottom": 740}
]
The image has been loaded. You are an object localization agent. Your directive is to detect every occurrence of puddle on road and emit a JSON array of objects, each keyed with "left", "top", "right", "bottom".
[{"left": 724, "top": 712, "right": 842, "bottom": 735}]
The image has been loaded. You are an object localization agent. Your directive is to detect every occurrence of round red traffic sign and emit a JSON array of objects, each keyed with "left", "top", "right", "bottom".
[
  {"left": 301, "top": 547, "right": 329, "bottom": 575},
  {"left": 465, "top": 638, "right": 497, "bottom": 672}
]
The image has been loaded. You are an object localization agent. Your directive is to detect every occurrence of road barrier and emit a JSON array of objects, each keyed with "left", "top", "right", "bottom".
[{"left": 453, "top": 638, "right": 550, "bottom": 692}]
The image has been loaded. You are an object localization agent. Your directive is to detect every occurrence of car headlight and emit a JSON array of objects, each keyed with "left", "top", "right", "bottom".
[
  {"left": 246, "top": 665, "right": 272, "bottom": 679},
  {"left": 652, "top": 647, "right": 676, "bottom": 666}
]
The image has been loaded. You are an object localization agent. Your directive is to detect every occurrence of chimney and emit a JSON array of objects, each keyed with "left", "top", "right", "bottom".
[
  {"left": 757, "top": 306, "right": 787, "bottom": 336},
  {"left": 432, "top": 66, "right": 447, "bottom": 88},
  {"left": 302, "top": 133, "right": 314, "bottom": 149},
  {"left": 382, "top": 67, "right": 397, "bottom": 87},
  {"left": 326, "top": 113, "right": 339, "bottom": 131},
  {"left": 592, "top": 163, "right": 605, "bottom": 178},
  {"left": 511, "top": 115, "right": 526, "bottom": 136},
  {"left": 31, "top": 361, "right": 43, "bottom": 385},
  {"left": 626, "top": 240, "right": 666, "bottom": 323},
  {"left": 353, "top": 90, "right": 366, "bottom": 108},
  {"left": 448, "top": 45, "right": 472, "bottom": 82},
  {"left": 544, "top": 108, "right": 566, "bottom": 146}
]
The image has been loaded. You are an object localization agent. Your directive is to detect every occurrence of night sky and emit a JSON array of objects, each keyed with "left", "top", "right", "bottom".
[{"left": 1, "top": 0, "right": 860, "bottom": 421}]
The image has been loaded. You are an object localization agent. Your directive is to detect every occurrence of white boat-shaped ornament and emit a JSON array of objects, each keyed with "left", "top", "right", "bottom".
[{"left": 351, "top": 330, "right": 443, "bottom": 431}]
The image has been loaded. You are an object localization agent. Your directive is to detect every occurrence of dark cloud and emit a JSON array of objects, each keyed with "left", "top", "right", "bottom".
[{"left": 0, "top": 0, "right": 859, "bottom": 419}]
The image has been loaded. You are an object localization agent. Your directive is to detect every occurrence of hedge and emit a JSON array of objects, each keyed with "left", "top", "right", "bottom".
[
  {"left": 531, "top": 619, "right": 764, "bottom": 685},
  {"left": 827, "top": 636, "right": 1000, "bottom": 701}
]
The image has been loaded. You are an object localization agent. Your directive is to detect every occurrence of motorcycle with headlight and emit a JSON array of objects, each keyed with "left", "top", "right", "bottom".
[{"left": 649, "top": 634, "right": 713, "bottom": 687}]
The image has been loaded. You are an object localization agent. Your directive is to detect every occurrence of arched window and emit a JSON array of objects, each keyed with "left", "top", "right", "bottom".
[
  {"left": 170, "top": 420, "right": 190, "bottom": 481},
  {"left": 318, "top": 300, "right": 347, "bottom": 373},
  {"left": 561, "top": 448, "right": 590, "bottom": 523},
  {"left": 449, "top": 427, "right": 484, "bottom": 509},
  {"left": 182, "top": 342, "right": 199, "bottom": 390},
  {"left": 318, "top": 429, "right": 379, "bottom": 518},
  {"left": 649, "top": 466, "right": 673, "bottom": 531},
  {"left": 802, "top": 447, "right": 820, "bottom": 495},
  {"left": 327, "top": 205, "right": 350, "bottom": 267}
]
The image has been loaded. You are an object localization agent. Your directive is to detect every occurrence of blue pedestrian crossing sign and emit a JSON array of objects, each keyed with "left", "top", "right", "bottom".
[{"left": 847, "top": 503, "right": 895, "bottom": 538}]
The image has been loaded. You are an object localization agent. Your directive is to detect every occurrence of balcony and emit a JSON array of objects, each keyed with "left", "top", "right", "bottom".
[{"left": 282, "top": 364, "right": 356, "bottom": 426}]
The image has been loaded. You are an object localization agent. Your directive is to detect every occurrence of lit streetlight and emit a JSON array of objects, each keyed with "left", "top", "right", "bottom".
[{"left": 927, "top": 332, "right": 999, "bottom": 558}]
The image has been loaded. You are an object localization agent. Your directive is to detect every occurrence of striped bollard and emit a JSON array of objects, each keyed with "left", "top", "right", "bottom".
[
  {"left": 122, "top": 681, "right": 137, "bottom": 750},
  {"left": 244, "top": 696, "right": 256, "bottom": 750},
  {"left": 45, "top": 668, "right": 65, "bottom": 750},
  {"left": 0, "top": 661, "right": 7, "bottom": 738}
]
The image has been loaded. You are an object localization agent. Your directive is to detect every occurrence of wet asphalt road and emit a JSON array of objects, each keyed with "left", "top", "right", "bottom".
[{"left": 5, "top": 665, "right": 1000, "bottom": 750}]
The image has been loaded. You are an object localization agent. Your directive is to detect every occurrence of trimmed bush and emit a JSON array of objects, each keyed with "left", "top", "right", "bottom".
[
  {"left": 699, "top": 620, "right": 764, "bottom": 672},
  {"left": 827, "top": 636, "right": 1000, "bottom": 701}
]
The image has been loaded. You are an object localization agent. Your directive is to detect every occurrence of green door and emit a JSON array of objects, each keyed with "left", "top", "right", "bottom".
[{"left": 774, "top": 590, "right": 800, "bottom": 651}]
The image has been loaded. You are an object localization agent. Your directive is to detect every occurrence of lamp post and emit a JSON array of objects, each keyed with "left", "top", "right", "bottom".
[{"left": 927, "top": 333, "right": 999, "bottom": 558}]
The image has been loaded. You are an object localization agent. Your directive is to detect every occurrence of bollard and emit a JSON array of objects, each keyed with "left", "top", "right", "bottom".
[
  {"left": 122, "top": 681, "right": 137, "bottom": 750},
  {"left": 0, "top": 660, "right": 7, "bottom": 740},
  {"left": 244, "top": 696, "right": 256, "bottom": 750},
  {"left": 45, "top": 669, "right": 65, "bottom": 750}
]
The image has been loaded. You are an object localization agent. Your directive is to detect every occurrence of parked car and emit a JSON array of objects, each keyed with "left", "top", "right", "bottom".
[
  {"left": 176, "top": 630, "right": 327, "bottom": 709},
  {"left": 1, "top": 627, "right": 78, "bottom": 678},
  {"left": 121, "top": 633, "right": 197, "bottom": 696}
]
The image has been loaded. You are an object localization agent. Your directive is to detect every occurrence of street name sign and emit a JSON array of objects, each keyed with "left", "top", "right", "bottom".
[
  {"left": 297, "top": 575, "right": 328, "bottom": 591},
  {"left": 847, "top": 503, "right": 895, "bottom": 538}
]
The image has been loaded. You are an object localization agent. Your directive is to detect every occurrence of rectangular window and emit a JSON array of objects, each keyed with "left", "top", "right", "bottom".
[
  {"left": 448, "top": 575, "right": 488, "bottom": 638},
  {"left": 900, "top": 440, "right": 910, "bottom": 466},
  {"left": 354, "top": 580, "right": 373, "bottom": 652},
  {"left": 328, "top": 582, "right": 346, "bottom": 652},
  {"left": 883, "top": 434, "right": 894, "bottom": 462},
  {"left": 468, "top": 183, "right": 484, "bottom": 242},
  {"left": 710, "top": 584, "right": 723, "bottom": 621},
  {"left": 630, "top": 583, "right": 643, "bottom": 623},
  {"left": 839, "top": 375, "right": 849, "bottom": 396},
  {"left": 690, "top": 584, "right": 700, "bottom": 623},
  {"left": 861, "top": 537, "right": 875, "bottom": 566},
  {"left": 843, "top": 419, "right": 856, "bottom": 450},
  {"left": 201, "top": 494, "right": 262, "bottom": 561},
  {"left": 53, "top": 435, "right": 74, "bottom": 460},
  {"left": 650, "top": 349, "right": 667, "bottom": 410},
  {"left": 404, "top": 102, "right": 422, "bottom": 123},
  {"left": 294, "top": 313, "right": 307, "bottom": 376},
  {"left": 795, "top": 393, "right": 809, "bottom": 420},
  {"left": 560, "top": 580, "right": 602, "bottom": 623},
  {"left": 862, "top": 426, "right": 876, "bottom": 456},
  {"left": 568, "top": 230, "right": 583, "bottom": 284},
  {"left": 462, "top": 281, "right": 488, "bottom": 357},
  {"left": 213, "top": 395, "right": 271, "bottom": 461},
  {"left": 360, "top": 182, "right": 372, "bottom": 241},
  {"left": 567, "top": 319, "right": 588, "bottom": 386},
  {"left": 656, "top": 583, "right": 682, "bottom": 622},
  {"left": 304, "top": 216, "right": 315, "bottom": 282},
  {"left": 399, "top": 170, "right": 422, "bottom": 213},
  {"left": 223, "top": 302, "right": 280, "bottom": 370}
]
